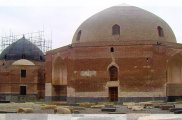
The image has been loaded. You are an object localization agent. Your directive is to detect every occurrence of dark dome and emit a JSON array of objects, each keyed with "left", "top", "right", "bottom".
[{"left": 0, "top": 36, "right": 45, "bottom": 61}]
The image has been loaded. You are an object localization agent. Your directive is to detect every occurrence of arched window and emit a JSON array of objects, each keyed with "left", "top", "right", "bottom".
[
  {"left": 109, "top": 66, "right": 118, "bottom": 81},
  {"left": 76, "top": 30, "right": 81, "bottom": 41},
  {"left": 112, "top": 24, "right": 120, "bottom": 35},
  {"left": 157, "top": 26, "right": 164, "bottom": 37}
]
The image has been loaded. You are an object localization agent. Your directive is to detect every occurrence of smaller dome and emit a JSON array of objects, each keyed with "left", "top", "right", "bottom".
[
  {"left": 12, "top": 59, "right": 35, "bottom": 65},
  {"left": 0, "top": 36, "right": 45, "bottom": 61}
]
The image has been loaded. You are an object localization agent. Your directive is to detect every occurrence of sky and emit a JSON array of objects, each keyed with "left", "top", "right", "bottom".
[{"left": 0, "top": 0, "right": 182, "bottom": 50}]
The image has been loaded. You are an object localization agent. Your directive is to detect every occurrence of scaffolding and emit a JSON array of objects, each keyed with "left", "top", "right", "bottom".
[{"left": 0, "top": 30, "right": 52, "bottom": 55}]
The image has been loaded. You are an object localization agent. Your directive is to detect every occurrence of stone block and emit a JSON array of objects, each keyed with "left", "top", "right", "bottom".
[
  {"left": 139, "top": 102, "right": 152, "bottom": 106},
  {"left": 105, "top": 104, "right": 114, "bottom": 107},
  {"left": 41, "top": 105, "right": 57, "bottom": 110},
  {"left": 143, "top": 104, "right": 153, "bottom": 108},
  {"left": 78, "top": 102, "right": 95, "bottom": 108},
  {"left": 101, "top": 107, "right": 116, "bottom": 112},
  {"left": 17, "top": 107, "right": 34, "bottom": 113},
  {"left": 123, "top": 102, "right": 136, "bottom": 106},
  {"left": 49, "top": 102, "right": 70, "bottom": 106},
  {"left": 91, "top": 105, "right": 105, "bottom": 108},
  {"left": 146, "top": 106, "right": 153, "bottom": 109},
  {"left": 61, "top": 106, "right": 74, "bottom": 113},
  {"left": 132, "top": 106, "right": 144, "bottom": 111},
  {"left": 54, "top": 107, "right": 71, "bottom": 114},
  {"left": 161, "top": 105, "right": 174, "bottom": 110},
  {"left": 148, "top": 101, "right": 164, "bottom": 103},
  {"left": 73, "top": 107, "right": 85, "bottom": 110}
]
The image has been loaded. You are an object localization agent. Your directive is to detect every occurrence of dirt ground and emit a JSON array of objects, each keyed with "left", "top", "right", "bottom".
[
  {"left": 0, "top": 102, "right": 182, "bottom": 114},
  {"left": 1, "top": 103, "right": 182, "bottom": 120}
]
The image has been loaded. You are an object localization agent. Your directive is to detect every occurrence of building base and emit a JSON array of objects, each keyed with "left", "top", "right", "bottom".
[
  {"left": 45, "top": 96, "right": 67, "bottom": 102},
  {"left": 0, "top": 94, "right": 37, "bottom": 102},
  {"left": 66, "top": 97, "right": 167, "bottom": 104}
]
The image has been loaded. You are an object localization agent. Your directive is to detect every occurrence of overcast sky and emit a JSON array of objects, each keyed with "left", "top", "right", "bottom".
[{"left": 0, "top": 0, "right": 182, "bottom": 50}]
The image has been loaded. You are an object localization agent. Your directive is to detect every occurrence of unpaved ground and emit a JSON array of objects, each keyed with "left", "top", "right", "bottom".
[
  {"left": 80, "top": 104, "right": 182, "bottom": 114},
  {"left": 0, "top": 102, "right": 182, "bottom": 114}
]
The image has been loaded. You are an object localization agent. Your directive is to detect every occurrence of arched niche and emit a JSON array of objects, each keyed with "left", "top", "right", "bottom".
[
  {"left": 109, "top": 66, "right": 118, "bottom": 81},
  {"left": 52, "top": 57, "right": 67, "bottom": 85},
  {"left": 167, "top": 53, "right": 182, "bottom": 83}
]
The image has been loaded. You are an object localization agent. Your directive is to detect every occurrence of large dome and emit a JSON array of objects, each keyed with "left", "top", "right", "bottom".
[
  {"left": 72, "top": 5, "right": 176, "bottom": 44},
  {"left": 0, "top": 36, "right": 45, "bottom": 61}
]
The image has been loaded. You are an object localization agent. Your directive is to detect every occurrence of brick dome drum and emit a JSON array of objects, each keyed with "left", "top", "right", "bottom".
[{"left": 72, "top": 5, "right": 176, "bottom": 44}]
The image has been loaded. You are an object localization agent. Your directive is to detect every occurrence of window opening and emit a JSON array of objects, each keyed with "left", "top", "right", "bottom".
[
  {"left": 157, "top": 26, "right": 164, "bottom": 37},
  {"left": 76, "top": 30, "right": 81, "bottom": 41},
  {"left": 112, "top": 24, "right": 120, "bottom": 35},
  {"left": 21, "top": 70, "right": 26, "bottom": 78},
  {"left": 111, "top": 47, "right": 114, "bottom": 52}
]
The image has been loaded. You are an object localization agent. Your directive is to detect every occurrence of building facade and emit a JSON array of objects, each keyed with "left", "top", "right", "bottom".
[
  {"left": 0, "top": 36, "right": 45, "bottom": 102},
  {"left": 45, "top": 5, "right": 182, "bottom": 103}
]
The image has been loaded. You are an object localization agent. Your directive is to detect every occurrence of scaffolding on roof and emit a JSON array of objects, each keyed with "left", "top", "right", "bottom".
[{"left": 0, "top": 30, "right": 52, "bottom": 55}]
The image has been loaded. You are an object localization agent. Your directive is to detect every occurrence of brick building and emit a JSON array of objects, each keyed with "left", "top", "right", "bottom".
[
  {"left": 45, "top": 5, "right": 182, "bottom": 103},
  {"left": 0, "top": 36, "right": 45, "bottom": 102}
]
